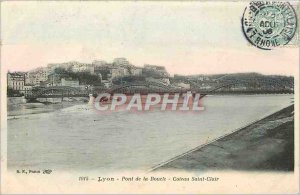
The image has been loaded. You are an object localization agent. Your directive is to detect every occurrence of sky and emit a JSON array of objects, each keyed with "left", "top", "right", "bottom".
[{"left": 1, "top": 1, "right": 299, "bottom": 76}]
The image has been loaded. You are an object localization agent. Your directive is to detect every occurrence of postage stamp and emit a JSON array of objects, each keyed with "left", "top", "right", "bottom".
[{"left": 242, "top": 1, "right": 298, "bottom": 50}]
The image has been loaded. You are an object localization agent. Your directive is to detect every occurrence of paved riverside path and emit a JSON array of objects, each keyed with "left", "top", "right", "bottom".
[{"left": 153, "top": 105, "right": 294, "bottom": 171}]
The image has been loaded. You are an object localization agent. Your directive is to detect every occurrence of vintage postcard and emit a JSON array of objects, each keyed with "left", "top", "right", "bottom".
[{"left": 0, "top": 0, "right": 299, "bottom": 194}]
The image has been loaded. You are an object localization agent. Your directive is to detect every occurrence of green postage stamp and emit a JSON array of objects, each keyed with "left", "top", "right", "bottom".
[{"left": 242, "top": 1, "right": 298, "bottom": 49}]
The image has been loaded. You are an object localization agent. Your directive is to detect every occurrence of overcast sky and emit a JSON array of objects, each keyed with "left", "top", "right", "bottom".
[{"left": 1, "top": 1, "right": 299, "bottom": 76}]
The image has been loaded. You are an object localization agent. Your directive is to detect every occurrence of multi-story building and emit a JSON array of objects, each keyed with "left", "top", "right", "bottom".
[
  {"left": 24, "top": 85, "right": 33, "bottom": 96},
  {"left": 71, "top": 63, "right": 94, "bottom": 74},
  {"left": 48, "top": 73, "right": 63, "bottom": 86},
  {"left": 111, "top": 67, "right": 130, "bottom": 79},
  {"left": 7, "top": 72, "right": 25, "bottom": 91},
  {"left": 25, "top": 67, "right": 49, "bottom": 86},
  {"left": 130, "top": 67, "right": 143, "bottom": 76},
  {"left": 113, "top": 58, "right": 130, "bottom": 66}
]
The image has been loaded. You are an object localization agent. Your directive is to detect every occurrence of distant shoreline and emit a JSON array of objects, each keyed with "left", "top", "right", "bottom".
[
  {"left": 6, "top": 91, "right": 294, "bottom": 98},
  {"left": 7, "top": 100, "right": 85, "bottom": 117},
  {"left": 7, "top": 94, "right": 294, "bottom": 118}
]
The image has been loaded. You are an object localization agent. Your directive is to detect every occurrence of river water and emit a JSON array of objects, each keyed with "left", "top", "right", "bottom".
[{"left": 7, "top": 94, "right": 293, "bottom": 172}]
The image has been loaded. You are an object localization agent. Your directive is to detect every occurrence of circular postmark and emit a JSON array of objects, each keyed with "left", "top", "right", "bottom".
[{"left": 242, "top": 1, "right": 297, "bottom": 50}]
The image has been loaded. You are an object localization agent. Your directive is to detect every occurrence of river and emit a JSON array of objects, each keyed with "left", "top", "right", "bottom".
[{"left": 7, "top": 94, "right": 294, "bottom": 172}]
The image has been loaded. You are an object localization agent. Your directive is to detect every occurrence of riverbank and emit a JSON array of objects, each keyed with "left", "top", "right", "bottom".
[
  {"left": 7, "top": 98, "right": 86, "bottom": 117},
  {"left": 152, "top": 105, "right": 294, "bottom": 172}
]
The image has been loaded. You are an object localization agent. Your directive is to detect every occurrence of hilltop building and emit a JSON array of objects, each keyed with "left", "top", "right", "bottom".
[
  {"left": 48, "top": 73, "right": 63, "bottom": 86},
  {"left": 111, "top": 67, "right": 130, "bottom": 78},
  {"left": 130, "top": 67, "right": 143, "bottom": 76},
  {"left": 25, "top": 67, "right": 48, "bottom": 86},
  {"left": 71, "top": 63, "right": 94, "bottom": 74},
  {"left": 113, "top": 58, "right": 130, "bottom": 66},
  {"left": 47, "top": 61, "right": 95, "bottom": 74}
]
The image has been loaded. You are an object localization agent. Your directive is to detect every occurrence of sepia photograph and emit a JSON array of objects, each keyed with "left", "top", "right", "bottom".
[{"left": 0, "top": 1, "right": 299, "bottom": 194}]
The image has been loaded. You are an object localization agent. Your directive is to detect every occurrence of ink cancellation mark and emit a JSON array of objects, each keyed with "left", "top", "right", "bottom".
[{"left": 242, "top": 1, "right": 297, "bottom": 50}]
